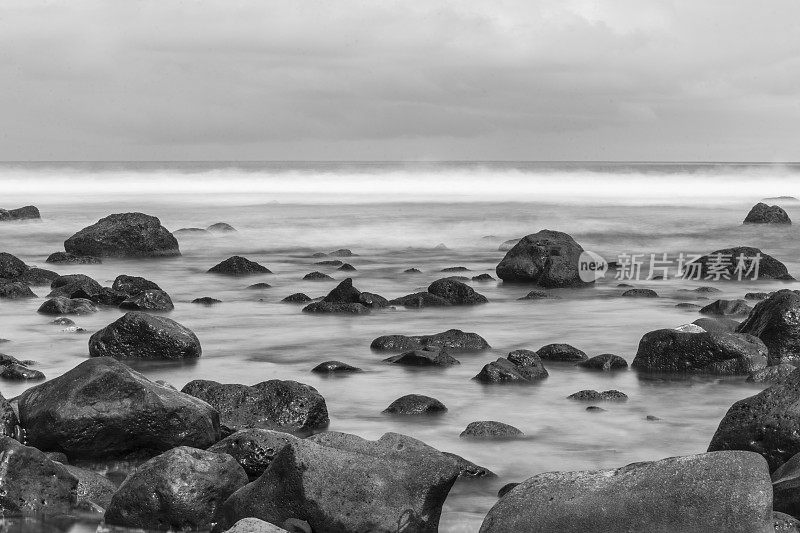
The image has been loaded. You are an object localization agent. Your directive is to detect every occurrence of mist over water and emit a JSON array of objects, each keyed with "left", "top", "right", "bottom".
[{"left": 2, "top": 161, "right": 800, "bottom": 532}]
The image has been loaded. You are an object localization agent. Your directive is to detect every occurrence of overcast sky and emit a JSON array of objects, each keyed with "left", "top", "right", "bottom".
[{"left": 1, "top": 1, "right": 798, "bottom": 161}]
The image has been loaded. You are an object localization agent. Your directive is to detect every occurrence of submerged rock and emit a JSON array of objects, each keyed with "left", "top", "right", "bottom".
[
  {"left": 0, "top": 205, "right": 40, "bottom": 221},
  {"left": 0, "top": 280, "right": 36, "bottom": 299},
  {"left": 119, "top": 289, "right": 174, "bottom": 311},
  {"left": 338, "top": 263, "right": 356, "bottom": 271},
  {"left": 247, "top": 282, "right": 272, "bottom": 289},
  {"left": 112, "top": 274, "right": 161, "bottom": 296},
  {"left": 208, "top": 256, "right": 272, "bottom": 276},
  {"left": 389, "top": 291, "right": 453, "bottom": 308},
  {"left": 207, "top": 222, "right": 237, "bottom": 232},
  {"left": 699, "top": 299, "right": 752, "bottom": 316},
  {"left": 737, "top": 290, "right": 800, "bottom": 365},
  {"left": 0, "top": 363, "right": 45, "bottom": 381},
  {"left": 687, "top": 246, "right": 794, "bottom": 280},
  {"left": 45, "top": 252, "right": 101, "bottom": 264},
  {"left": 744, "top": 202, "right": 792, "bottom": 224},
  {"left": 64, "top": 212, "right": 180, "bottom": 258},
  {"left": 281, "top": 292, "right": 311, "bottom": 303},
  {"left": 384, "top": 347, "right": 460, "bottom": 367},
  {"left": 371, "top": 328, "right": 490, "bottom": 352},
  {"left": 302, "top": 301, "right": 369, "bottom": 314},
  {"left": 568, "top": 390, "right": 628, "bottom": 401},
  {"left": 303, "top": 271, "right": 333, "bottom": 280},
  {"left": 427, "top": 278, "right": 488, "bottom": 305},
  {"left": 474, "top": 350, "right": 548, "bottom": 383},
  {"left": 518, "top": 289, "right": 559, "bottom": 300},
  {"left": 496, "top": 229, "right": 591, "bottom": 287},
  {"left": 578, "top": 354, "right": 628, "bottom": 371},
  {"left": 537, "top": 343, "right": 588, "bottom": 362},
  {"left": 311, "top": 360, "right": 362, "bottom": 373},
  {"left": 383, "top": 394, "right": 447, "bottom": 415},
  {"left": 209, "top": 429, "right": 301, "bottom": 480},
  {"left": 192, "top": 296, "right": 221, "bottom": 305},
  {"left": 460, "top": 421, "right": 523, "bottom": 439},
  {"left": 622, "top": 288, "right": 658, "bottom": 298},
  {"left": 173, "top": 227, "right": 209, "bottom": 236},
  {"left": 89, "top": 312, "right": 201, "bottom": 359}
]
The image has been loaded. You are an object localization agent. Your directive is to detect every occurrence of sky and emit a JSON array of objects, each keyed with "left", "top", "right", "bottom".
[{"left": 1, "top": 1, "right": 798, "bottom": 162}]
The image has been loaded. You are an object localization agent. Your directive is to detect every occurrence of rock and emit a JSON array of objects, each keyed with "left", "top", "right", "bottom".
[
  {"left": 207, "top": 222, "right": 237, "bottom": 232},
  {"left": 89, "top": 312, "right": 200, "bottom": 359},
  {"left": 693, "top": 317, "right": 741, "bottom": 333},
  {"left": 498, "top": 238, "right": 520, "bottom": 251},
  {"left": 0, "top": 252, "right": 29, "bottom": 279},
  {"left": 247, "top": 283, "right": 271, "bottom": 290},
  {"left": 192, "top": 296, "right": 221, "bottom": 305},
  {"left": 173, "top": 227, "right": 210, "bottom": 236},
  {"left": 383, "top": 394, "right": 447, "bottom": 415},
  {"left": 311, "top": 252, "right": 327, "bottom": 258},
  {"left": 586, "top": 406, "right": 606, "bottom": 412},
  {"left": 388, "top": 291, "right": 453, "bottom": 308},
  {"left": 181, "top": 379, "right": 329, "bottom": 435},
  {"left": 281, "top": 292, "right": 311, "bottom": 303},
  {"left": 51, "top": 317, "right": 75, "bottom": 326},
  {"left": 112, "top": 274, "right": 161, "bottom": 295},
  {"left": 96, "top": 287, "right": 128, "bottom": 305},
  {"left": 209, "top": 429, "right": 301, "bottom": 480},
  {"left": 737, "top": 290, "right": 800, "bottom": 365},
  {"left": 62, "top": 464, "right": 117, "bottom": 510},
  {"left": 64, "top": 212, "right": 180, "bottom": 257},
  {"left": 496, "top": 229, "right": 590, "bottom": 286},
  {"left": 443, "top": 451, "right": 496, "bottom": 479},
  {"left": 773, "top": 453, "right": 800, "bottom": 521},
  {"left": 17, "top": 357, "right": 220, "bottom": 459},
  {"left": 47, "top": 274, "right": 103, "bottom": 300},
  {"left": 676, "top": 302, "right": 702, "bottom": 309},
  {"left": 311, "top": 361, "right": 362, "bottom": 373},
  {"left": 700, "top": 299, "right": 753, "bottom": 316},
  {"left": 315, "top": 259, "right": 343, "bottom": 266},
  {"left": 45, "top": 451, "right": 68, "bottom": 463},
  {"left": 358, "top": 292, "right": 389, "bottom": 308},
  {"left": 568, "top": 390, "right": 628, "bottom": 401},
  {"left": 632, "top": 329, "right": 767, "bottom": 374},
  {"left": 0, "top": 363, "right": 45, "bottom": 381},
  {"left": 427, "top": 278, "right": 488, "bottom": 305},
  {"left": 675, "top": 323, "right": 706, "bottom": 333},
  {"left": 746, "top": 292, "right": 772, "bottom": 300},
  {"left": 303, "top": 271, "right": 333, "bottom": 280},
  {"left": 578, "top": 354, "right": 628, "bottom": 371},
  {"left": 384, "top": 347, "right": 460, "bottom": 366},
  {"left": 328, "top": 248, "right": 355, "bottom": 257},
  {"left": 321, "top": 277, "right": 359, "bottom": 302},
  {"left": 774, "top": 512, "right": 800, "bottom": 533},
  {"left": 460, "top": 421, "right": 523, "bottom": 439},
  {"left": 371, "top": 329, "right": 490, "bottom": 352},
  {"left": 478, "top": 450, "right": 772, "bottom": 533},
  {"left": 474, "top": 350, "right": 548, "bottom": 383},
  {"left": 209, "top": 256, "right": 271, "bottom": 276},
  {"left": 518, "top": 290, "right": 559, "bottom": 299},
  {"left": 45, "top": 252, "right": 101, "bottom": 264},
  {"left": 621, "top": 288, "right": 658, "bottom": 298},
  {"left": 744, "top": 202, "right": 792, "bottom": 224},
  {"left": 0, "top": 280, "right": 36, "bottom": 299},
  {"left": 213, "top": 434, "right": 459, "bottom": 533},
  {"left": 18, "top": 267, "right": 59, "bottom": 285},
  {"left": 119, "top": 289, "right": 174, "bottom": 311},
  {"left": 441, "top": 266, "right": 469, "bottom": 272},
  {"left": 338, "top": 263, "right": 356, "bottom": 271},
  {"left": 498, "top": 482, "right": 520, "bottom": 498},
  {"left": 537, "top": 343, "right": 588, "bottom": 362},
  {"left": 472, "top": 273, "right": 494, "bottom": 281},
  {"left": 0, "top": 205, "right": 40, "bottom": 220},
  {"left": 302, "top": 301, "right": 370, "bottom": 314},
  {"left": 104, "top": 446, "right": 248, "bottom": 530},
  {"left": 404, "top": 267, "right": 421, "bottom": 273},
  {"left": 747, "top": 363, "right": 797, "bottom": 384},
  {"left": 0, "top": 436, "right": 77, "bottom": 516},
  {"left": 221, "top": 518, "right": 290, "bottom": 533},
  {"left": 688, "top": 246, "right": 794, "bottom": 280}
]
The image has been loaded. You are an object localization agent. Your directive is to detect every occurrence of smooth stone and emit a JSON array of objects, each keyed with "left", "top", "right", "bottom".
[
  {"left": 370, "top": 329, "right": 490, "bottom": 352},
  {"left": 89, "top": 312, "right": 201, "bottom": 359},
  {"left": 209, "top": 256, "right": 271, "bottom": 275},
  {"left": 383, "top": 394, "right": 447, "bottom": 415},
  {"left": 192, "top": 296, "right": 221, "bottom": 305},
  {"left": 247, "top": 282, "right": 272, "bottom": 289},
  {"left": 208, "top": 429, "right": 301, "bottom": 480},
  {"left": 737, "top": 290, "right": 800, "bottom": 365},
  {"left": 311, "top": 361, "right": 362, "bottom": 373},
  {"left": 693, "top": 317, "right": 741, "bottom": 333},
  {"left": 495, "top": 229, "right": 590, "bottom": 286},
  {"left": 578, "top": 354, "right": 628, "bottom": 371},
  {"left": 64, "top": 212, "right": 180, "bottom": 257},
  {"left": 699, "top": 299, "right": 753, "bottom": 316},
  {"left": 622, "top": 288, "right": 658, "bottom": 298},
  {"left": 460, "top": 421, "right": 523, "bottom": 439},
  {"left": 384, "top": 347, "right": 460, "bottom": 367},
  {"left": 537, "top": 343, "right": 588, "bottom": 362},
  {"left": 207, "top": 222, "right": 237, "bottom": 232}
]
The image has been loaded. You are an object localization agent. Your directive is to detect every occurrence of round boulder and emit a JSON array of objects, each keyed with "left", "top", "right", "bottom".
[
  {"left": 64, "top": 212, "right": 180, "bottom": 258},
  {"left": 495, "top": 229, "right": 590, "bottom": 287},
  {"left": 89, "top": 312, "right": 200, "bottom": 360}
]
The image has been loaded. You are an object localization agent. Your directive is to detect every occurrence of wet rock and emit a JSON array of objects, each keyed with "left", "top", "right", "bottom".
[
  {"left": 18, "top": 357, "right": 220, "bottom": 459},
  {"left": 112, "top": 274, "right": 161, "bottom": 296},
  {"left": 537, "top": 343, "right": 588, "bottom": 362},
  {"left": 737, "top": 290, "right": 800, "bottom": 365},
  {"left": 338, "top": 263, "right": 356, "bottom": 271},
  {"left": 744, "top": 202, "right": 792, "bottom": 224},
  {"left": 0, "top": 280, "right": 36, "bottom": 299},
  {"left": 384, "top": 347, "right": 460, "bottom": 366},
  {"left": 586, "top": 406, "right": 606, "bottom": 412},
  {"left": 472, "top": 273, "right": 494, "bottom": 281},
  {"left": 442, "top": 266, "right": 469, "bottom": 272},
  {"left": 209, "top": 429, "right": 301, "bottom": 481},
  {"left": 632, "top": 329, "right": 767, "bottom": 374},
  {"left": 281, "top": 292, "right": 311, "bottom": 303},
  {"left": 371, "top": 329, "right": 490, "bottom": 352},
  {"left": 173, "top": 227, "right": 209, "bottom": 236},
  {"left": 311, "top": 361, "right": 362, "bottom": 373},
  {"left": 213, "top": 434, "right": 459, "bottom": 533},
  {"left": 209, "top": 256, "right": 272, "bottom": 276},
  {"left": 443, "top": 452, "right": 496, "bottom": 479},
  {"left": 1, "top": 363, "right": 45, "bottom": 381},
  {"left": 427, "top": 278, "right": 488, "bottom": 305},
  {"left": 315, "top": 259, "right": 343, "bottom": 266},
  {"left": 747, "top": 363, "right": 797, "bottom": 384},
  {"left": 119, "top": 289, "right": 174, "bottom": 311},
  {"left": 207, "top": 222, "right": 237, "bottom": 232},
  {"left": 496, "top": 229, "right": 590, "bottom": 286},
  {"left": 404, "top": 267, "right": 421, "bottom": 273},
  {"left": 358, "top": 291, "right": 389, "bottom": 308},
  {"left": 646, "top": 415, "right": 661, "bottom": 421},
  {"left": 104, "top": 446, "right": 248, "bottom": 530},
  {"left": 383, "top": 394, "right": 447, "bottom": 415},
  {"left": 774, "top": 512, "right": 800, "bottom": 533},
  {"left": 517, "top": 289, "right": 559, "bottom": 300},
  {"left": 192, "top": 296, "right": 221, "bottom": 305},
  {"left": 328, "top": 248, "right": 355, "bottom": 257},
  {"left": 0, "top": 252, "right": 28, "bottom": 279},
  {"left": 18, "top": 267, "right": 59, "bottom": 285},
  {"left": 302, "top": 301, "right": 370, "bottom": 314},
  {"left": 693, "top": 317, "right": 741, "bottom": 333},
  {"left": 0, "top": 205, "right": 40, "bottom": 220},
  {"left": 745, "top": 292, "right": 771, "bottom": 300},
  {"left": 62, "top": 464, "right": 117, "bottom": 510},
  {"left": 303, "top": 271, "right": 333, "bottom": 280},
  {"left": 687, "top": 246, "right": 794, "bottom": 280},
  {"left": 676, "top": 302, "right": 702, "bottom": 309},
  {"left": 578, "top": 353, "right": 628, "bottom": 371},
  {"left": 47, "top": 274, "right": 103, "bottom": 300},
  {"left": 389, "top": 291, "right": 453, "bottom": 308},
  {"left": 51, "top": 317, "right": 75, "bottom": 326},
  {"left": 460, "top": 421, "right": 523, "bottom": 439},
  {"left": 221, "top": 518, "right": 290, "bottom": 533},
  {"left": 474, "top": 350, "right": 548, "bottom": 383},
  {"left": 89, "top": 312, "right": 200, "bottom": 360},
  {"left": 181, "top": 379, "right": 329, "bottom": 435},
  {"left": 45, "top": 252, "right": 102, "bottom": 264},
  {"left": 700, "top": 299, "right": 753, "bottom": 316},
  {"left": 0, "top": 436, "right": 77, "bottom": 516},
  {"left": 498, "top": 482, "right": 520, "bottom": 498},
  {"left": 479, "top": 450, "right": 772, "bottom": 533},
  {"left": 675, "top": 323, "right": 706, "bottom": 333},
  {"left": 773, "top": 453, "right": 800, "bottom": 521},
  {"left": 64, "top": 212, "right": 180, "bottom": 258},
  {"left": 621, "top": 288, "right": 658, "bottom": 298},
  {"left": 568, "top": 390, "right": 628, "bottom": 401}
]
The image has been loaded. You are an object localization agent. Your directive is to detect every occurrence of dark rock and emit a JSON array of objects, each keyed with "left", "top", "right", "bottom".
[
  {"left": 474, "top": 350, "right": 548, "bottom": 383},
  {"left": 687, "top": 246, "right": 794, "bottom": 280},
  {"left": 64, "top": 212, "right": 180, "bottom": 258},
  {"left": 46, "top": 252, "right": 101, "bottom": 264},
  {"left": 622, "top": 288, "right": 658, "bottom": 298},
  {"left": 745, "top": 292, "right": 771, "bottom": 300},
  {"left": 747, "top": 363, "right": 797, "bottom": 384},
  {"left": 441, "top": 266, "right": 469, "bottom": 272},
  {"left": 18, "top": 267, "right": 59, "bottom": 285},
  {"left": 498, "top": 238, "right": 520, "bottom": 251},
  {"left": 774, "top": 511, "right": 800, "bottom": 533},
  {"left": 281, "top": 292, "right": 311, "bottom": 303},
  {"left": 631, "top": 329, "right": 767, "bottom": 374},
  {"left": 119, "top": 289, "right": 174, "bottom": 311},
  {"left": 0, "top": 252, "right": 28, "bottom": 279},
  {"left": 0, "top": 436, "right": 77, "bottom": 516},
  {"left": 192, "top": 296, "right": 221, "bottom": 305},
  {"left": 700, "top": 299, "right": 753, "bottom": 316},
  {"left": 104, "top": 446, "right": 248, "bottom": 530},
  {"left": 0, "top": 363, "right": 45, "bottom": 381},
  {"left": 213, "top": 434, "right": 459, "bottom": 533},
  {"left": 646, "top": 415, "right": 661, "bottom": 421},
  {"left": 173, "top": 227, "right": 209, "bottom": 236},
  {"left": 112, "top": 274, "right": 161, "bottom": 296},
  {"left": 303, "top": 271, "right": 333, "bottom": 280},
  {"left": 442, "top": 451, "right": 496, "bottom": 479},
  {"left": 737, "top": 290, "right": 800, "bottom": 365},
  {"left": 371, "top": 329, "right": 490, "bottom": 352},
  {"left": 676, "top": 302, "right": 702, "bottom": 309},
  {"left": 744, "top": 202, "right": 792, "bottom": 224},
  {"left": 62, "top": 464, "right": 117, "bottom": 510},
  {"left": 472, "top": 273, "right": 495, "bottom": 281},
  {"left": 479, "top": 451, "right": 772, "bottom": 533},
  {"left": 383, "top": 394, "right": 447, "bottom": 415},
  {"left": 358, "top": 292, "right": 389, "bottom": 308},
  {"left": 460, "top": 421, "right": 523, "bottom": 439},
  {"left": 208, "top": 429, "right": 301, "bottom": 480},
  {"left": 247, "top": 282, "right": 271, "bottom": 289},
  {"left": 311, "top": 361, "right": 362, "bottom": 374},
  {"left": 51, "top": 317, "right": 75, "bottom": 326},
  {"left": 89, "top": 312, "right": 200, "bottom": 360},
  {"left": 95, "top": 287, "right": 128, "bottom": 305},
  {"left": 517, "top": 289, "right": 559, "bottom": 300},
  {"left": 181, "top": 379, "right": 329, "bottom": 435},
  {"left": 773, "top": 453, "right": 800, "bottom": 521},
  {"left": 389, "top": 291, "right": 453, "bottom": 308},
  {"left": 47, "top": 274, "right": 103, "bottom": 300},
  {"left": 384, "top": 347, "right": 460, "bottom": 367},
  {"left": 315, "top": 260, "right": 343, "bottom": 266},
  {"left": 45, "top": 451, "right": 68, "bottom": 463},
  {"left": 498, "top": 482, "right": 520, "bottom": 498},
  {"left": 0, "top": 353, "right": 22, "bottom": 367},
  {"left": 209, "top": 256, "right": 271, "bottom": 276},
  {"left": 537, "top": 343, "right": 588, "bottom": 362},
  {"left": 207, "top": 222, "right": 237, "bottom": 232},
  {"left": 338, "top": 263, "right": 356, "bottom": 271},
  {"left": 404, "top": 267, "right": 421, "bottom": 273},
  {"left": 496, "top": 229, "right": 590, "bottom": 286},
  {"left": 693, "top": 317, "right": 741, "bottom": 333},
  {"left": 328, "top": 248, "right": 355, "bottom": 257},
  {"left": 0, "top": 280, "right": 36, "bottom": 299},
  {"left": 568, "top": 390, "right": 628, "bottom": 401},
  {"left": 0, "top": 205, "right": 40, "bottom": 220},
  {"left": 322, "top": 277, "right": 360, "bottom": 303},
  {"left": 302, "top": 301, "right": 370, "bottom": 314},
  {"left": 428, "top": 278, "right": 488, "bottom": 305},
  {"left": 221, "top": 518, "right": 290, "bottom": 533},
  {"left": 578, "top": 353, "right": 628, "bottom": 371},
  {"left": 586, "top": 406, "right": 606, "bottom": 412}
]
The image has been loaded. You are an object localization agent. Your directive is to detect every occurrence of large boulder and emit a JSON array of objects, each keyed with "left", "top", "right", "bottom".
[
  {"left": 208, "top": 256, "right": 272, "bottom": 276},
  {"left": 0, "top": 436, "right": 78, "bottom": 516},
  {"left": 64, "top": 212, "right": 180, "bottom": 258},
  {"left": 744, "top": 202, "right": 792, "bottom": 224},
  {"left": 37, "top": 297, "right": 97, "bottom": 315},
  {"left": 687, "top": 246, "right": 794, "bottom": 281},
  {"left": 737, "top": 290, "right": 800, "bottom": 365},
  {"left": 208, "top": 429, "right": 301, "bottom": 480},
  {"left": 213, "top": 434, "right": 460, "bottom": 533},
  {"left": 631, "top": 328, "right": 767, "bottom": 374},
  {"left": 181, "top": 379, "right": 329, "bottom": 435},
  {"left": 105, "top": 446, "right": 248, "bottom": 530},
  {"left": 112, "top": 274, "right": 161, "bottom": 295},
  {"left": 461, "top": 421, "right": 523, "bottom": 439},
  {"left": 370, "top": 328, "right": 490, "bottom": 352},
  {"left": 495, "top": 229, "right": 590, "bottom": 286},
  {"left": 479, "top": 451, "right": 773, "bottom": 533},
  {"left": 47, "top": 274, "right": 103, "bottom": 300},
  {"left": 0, "top": 252, "right": 28, "bottom": 279},
  {"left": 0, "top": 205, "right": 40, "bottom": 220},
  {"left": 474, "top": 350, "right": 548, "bottom": 383},
  {"left": 89, "top": 312, "right": 201, "bottom": 360},
  {"left": 17, "top": 357, "right": 220, "bottom": 459},
  {"left": 427, "top": 278, "right": 488, "bottom": 305}
]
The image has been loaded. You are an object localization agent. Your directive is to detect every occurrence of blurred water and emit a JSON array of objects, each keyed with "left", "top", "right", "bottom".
[{"left": 1, "top": 162, "right": 799, "bottom": 532}]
